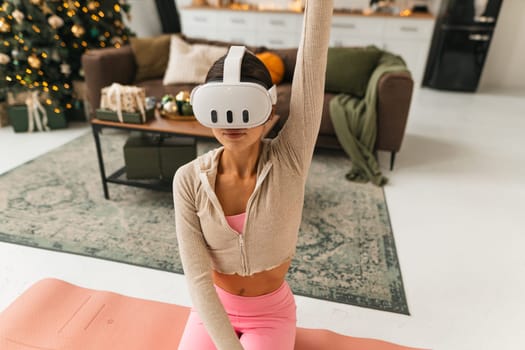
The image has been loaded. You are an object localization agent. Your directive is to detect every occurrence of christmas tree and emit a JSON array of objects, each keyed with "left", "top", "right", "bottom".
[{"left": 0, "top": 0, "right": 134, "bottom": 114}]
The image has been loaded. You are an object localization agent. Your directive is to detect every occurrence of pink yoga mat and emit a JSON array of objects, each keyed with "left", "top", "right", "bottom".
[{"left": 0, "top": 279, "right": 425, "bottom": 350}]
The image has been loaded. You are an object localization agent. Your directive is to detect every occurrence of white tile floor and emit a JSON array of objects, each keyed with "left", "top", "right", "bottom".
[{"left": 1, "top": 88, "right": 524, "bottom": 350}]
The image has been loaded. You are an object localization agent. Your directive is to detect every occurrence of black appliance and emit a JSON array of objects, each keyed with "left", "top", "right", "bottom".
[{"left": 423, "top": 0, "right": 504, "bottom": 92}]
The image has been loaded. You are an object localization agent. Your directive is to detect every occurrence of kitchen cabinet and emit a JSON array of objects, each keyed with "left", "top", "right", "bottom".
[{"left": 180, "top": 8, "right": 435, "bottom": 84}]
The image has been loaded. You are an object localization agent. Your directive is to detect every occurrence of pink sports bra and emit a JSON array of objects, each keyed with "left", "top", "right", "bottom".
[{"left": 225, "top": 212, "right": 246, "bottom": 234}]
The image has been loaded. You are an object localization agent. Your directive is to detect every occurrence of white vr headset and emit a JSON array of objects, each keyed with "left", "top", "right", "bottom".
[{"left": 190, "top": 46, "right": 277, "bottom": 129}]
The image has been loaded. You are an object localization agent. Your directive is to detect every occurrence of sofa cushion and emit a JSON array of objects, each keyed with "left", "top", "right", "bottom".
[
  {"left": 163, "top": 35, "right": 228, "bottom": 85},
  {"left": 181, "top": 35, "right": 267, "bottom": 55},
  {"left": 130, "top": 35, "right": 171, "bottom": 82},
  {"left": 325, "top": 46, "right": 383, "bottom": 97}
]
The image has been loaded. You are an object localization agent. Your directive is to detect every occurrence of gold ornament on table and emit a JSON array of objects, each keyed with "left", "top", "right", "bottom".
[
  {"left": 28, "top": 54, "right": 42, "bottom": 69},
  {"left": 71, "top": 24, "right": 85, "bottom": 38},
  {"left": 159, "top": 93, "right": 195, "bottom": 121},
  {"left": 175, "top": 90, "right": 191, "bottom": 112}
]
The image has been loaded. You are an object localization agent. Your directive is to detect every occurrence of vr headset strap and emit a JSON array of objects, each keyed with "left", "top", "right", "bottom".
[{"left": 223, "top": 46, "right": 245, "bottom": 84}]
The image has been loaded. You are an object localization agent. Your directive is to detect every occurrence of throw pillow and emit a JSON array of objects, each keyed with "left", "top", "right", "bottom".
[
  {"left": 130, "top": 35, "right": 171, "bottom": 82},
  {"left": 325, "top": 46, "right": 383, "bottom": 97},
  {"left": 256, "top": 51, "right": 285, "bottom": 85},
  {"left": 163, "top": 35, "right": 228, "bottom": 86}
]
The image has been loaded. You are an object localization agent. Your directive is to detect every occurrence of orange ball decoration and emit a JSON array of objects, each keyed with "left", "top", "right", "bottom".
[{"left": 256, "top": 51, "right": 286, "bottom": 85}]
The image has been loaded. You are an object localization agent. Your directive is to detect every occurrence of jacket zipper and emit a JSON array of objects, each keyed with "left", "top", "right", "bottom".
[
  {"left": 239, "top": 235, "right": 248, "bottom": 275},
  {"left": 199, "top": 162, "right": 273, "bottom": 276},
  {"left": 238, "top": 163, "right": 273, "bottom": 275}
]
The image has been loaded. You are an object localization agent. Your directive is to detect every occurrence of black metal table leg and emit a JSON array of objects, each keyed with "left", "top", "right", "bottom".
[
  {"left": 390, "top": 151, "right": 396, "bottom": 171},
  {"left": 92, "top": 125, "right": 110, "bottom": 199}
]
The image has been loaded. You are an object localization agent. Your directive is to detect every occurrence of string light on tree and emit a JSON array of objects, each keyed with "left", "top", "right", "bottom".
[
  {"left": 0, "top": 0, "right": 134, "bottom": 112},
  {"left": 88, "top": 1, "right": 98, "bottom": 11},
  {"left": 0, "top": 18, "right": 11, "bottom": 33},
  {"left": 71, "top": 23, "right": 85, "bottom": 37},
  {"left": 27, "top": 54, "right": 41, "bottom": 69}
]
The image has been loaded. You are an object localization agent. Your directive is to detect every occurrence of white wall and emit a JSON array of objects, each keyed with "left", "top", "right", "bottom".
[
  {"left": 124, "top": 0, "right": 163, "bottom": 37},
  {"left": 479, "top": 0, "right": 525, "bottom": 91},
  {"left": 177, "top": 0, "right": 192, "bottom": 7}
]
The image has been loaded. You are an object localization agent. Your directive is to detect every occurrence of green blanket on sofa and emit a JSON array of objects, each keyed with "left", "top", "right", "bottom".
[{"left": 329, "top": 51, "right": 409, "bottom": 186}]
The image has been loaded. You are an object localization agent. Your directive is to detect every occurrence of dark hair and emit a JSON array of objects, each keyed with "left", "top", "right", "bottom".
[{"left": 206, "top": 50, "right": 273, "bottom": 89}]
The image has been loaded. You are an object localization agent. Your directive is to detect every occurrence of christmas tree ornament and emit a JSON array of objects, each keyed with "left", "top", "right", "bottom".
[
  {"left": 161, "top": 94, "right": 174, "bottom": 106},
  {"left": 90, "top": 27, "right": 100, "bottom": 38},
  {"left": 0, "top": 18, "right": 11, "bottom": 33},
  {"left": 41, "top": 3, "right": 53, "bottom": 15},
  {"left": 51, "top": 49, "right": 61, "bottom": 61},
  {"left": 0, "top": 0, "right": 134, "bottom": 116},
  {"left": 48, "top": 15, "right": 64, "bottom": 29},
  {"left": 181, "top": 102, "right": 193, "bottom": 116},
  {"left": 12, "top": 9, "right": 25, "bottom": 24},
  {"left": 27, "top": 55, "right": 42, "bottom": 69},
  {"left": 87, "top": 1, "right": 98, "bottom": 11},
  {"left": 71, "top": 24, "right": 85, "bottom": 37},
  {"left": 0, "top": 53, "right": 10, "bottom": 64},
  {"left": 60, "top": 63, "right": 71, "bottom": 76},
  {"left": 162, "top": 101, "right": 177, "bottom": 114},
  {"left": 175, "top": 90, "right": 190, "bottom": 112},
  {"left": 110, "top": 36, "right": 123, "bottom": 45}
]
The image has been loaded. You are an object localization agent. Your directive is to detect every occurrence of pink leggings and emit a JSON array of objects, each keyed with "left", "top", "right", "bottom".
[{"left": 178, "top": 282, "right": 296, "bottom": 350}]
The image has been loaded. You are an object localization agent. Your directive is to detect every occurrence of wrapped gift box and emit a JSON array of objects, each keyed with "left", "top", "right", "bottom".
[
  {"left": 159, "top": 136, "right": 196, "bottom": 180},
  {"left": 7, "top": 105, "right": 68, "bottom": 132},
  {"left": 100, "top": 84, "right": 146, "bottom": 114},
  {"left": 123, "top": 135, "right": 161, "bottom": 179},
  {"left": 96, "top": 107, "right": 155, "bottom": 124},
  {"left": 123, "top": 135, "right": 196, "bottom": 180}
]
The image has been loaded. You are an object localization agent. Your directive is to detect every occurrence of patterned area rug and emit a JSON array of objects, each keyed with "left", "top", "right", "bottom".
[{"left": 0, "top": 132, "right": 408, "bottom": 314}]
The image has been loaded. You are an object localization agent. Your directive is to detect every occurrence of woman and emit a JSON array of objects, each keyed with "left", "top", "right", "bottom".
[{"left": 173, "top": 1, "right": 333, "bottom": 349}]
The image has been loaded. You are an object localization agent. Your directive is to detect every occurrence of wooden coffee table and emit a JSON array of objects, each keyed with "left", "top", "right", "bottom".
[{"left": 91, "top": 111, "right": 279, "bottom": 199}]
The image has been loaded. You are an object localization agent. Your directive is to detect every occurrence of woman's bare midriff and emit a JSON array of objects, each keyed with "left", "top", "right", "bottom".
[{"left": 213, "top": 260, "right": 291, "bottom": 297}]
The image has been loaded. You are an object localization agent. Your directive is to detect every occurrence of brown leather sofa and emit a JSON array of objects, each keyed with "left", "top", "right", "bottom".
[{"left": 82, "top": 39, "right": 413, "bottom": 169}]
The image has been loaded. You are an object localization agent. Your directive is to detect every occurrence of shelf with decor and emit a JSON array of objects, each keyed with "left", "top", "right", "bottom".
[{"left": 179, "top": 6, "right": 434, "bottom": 84}]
